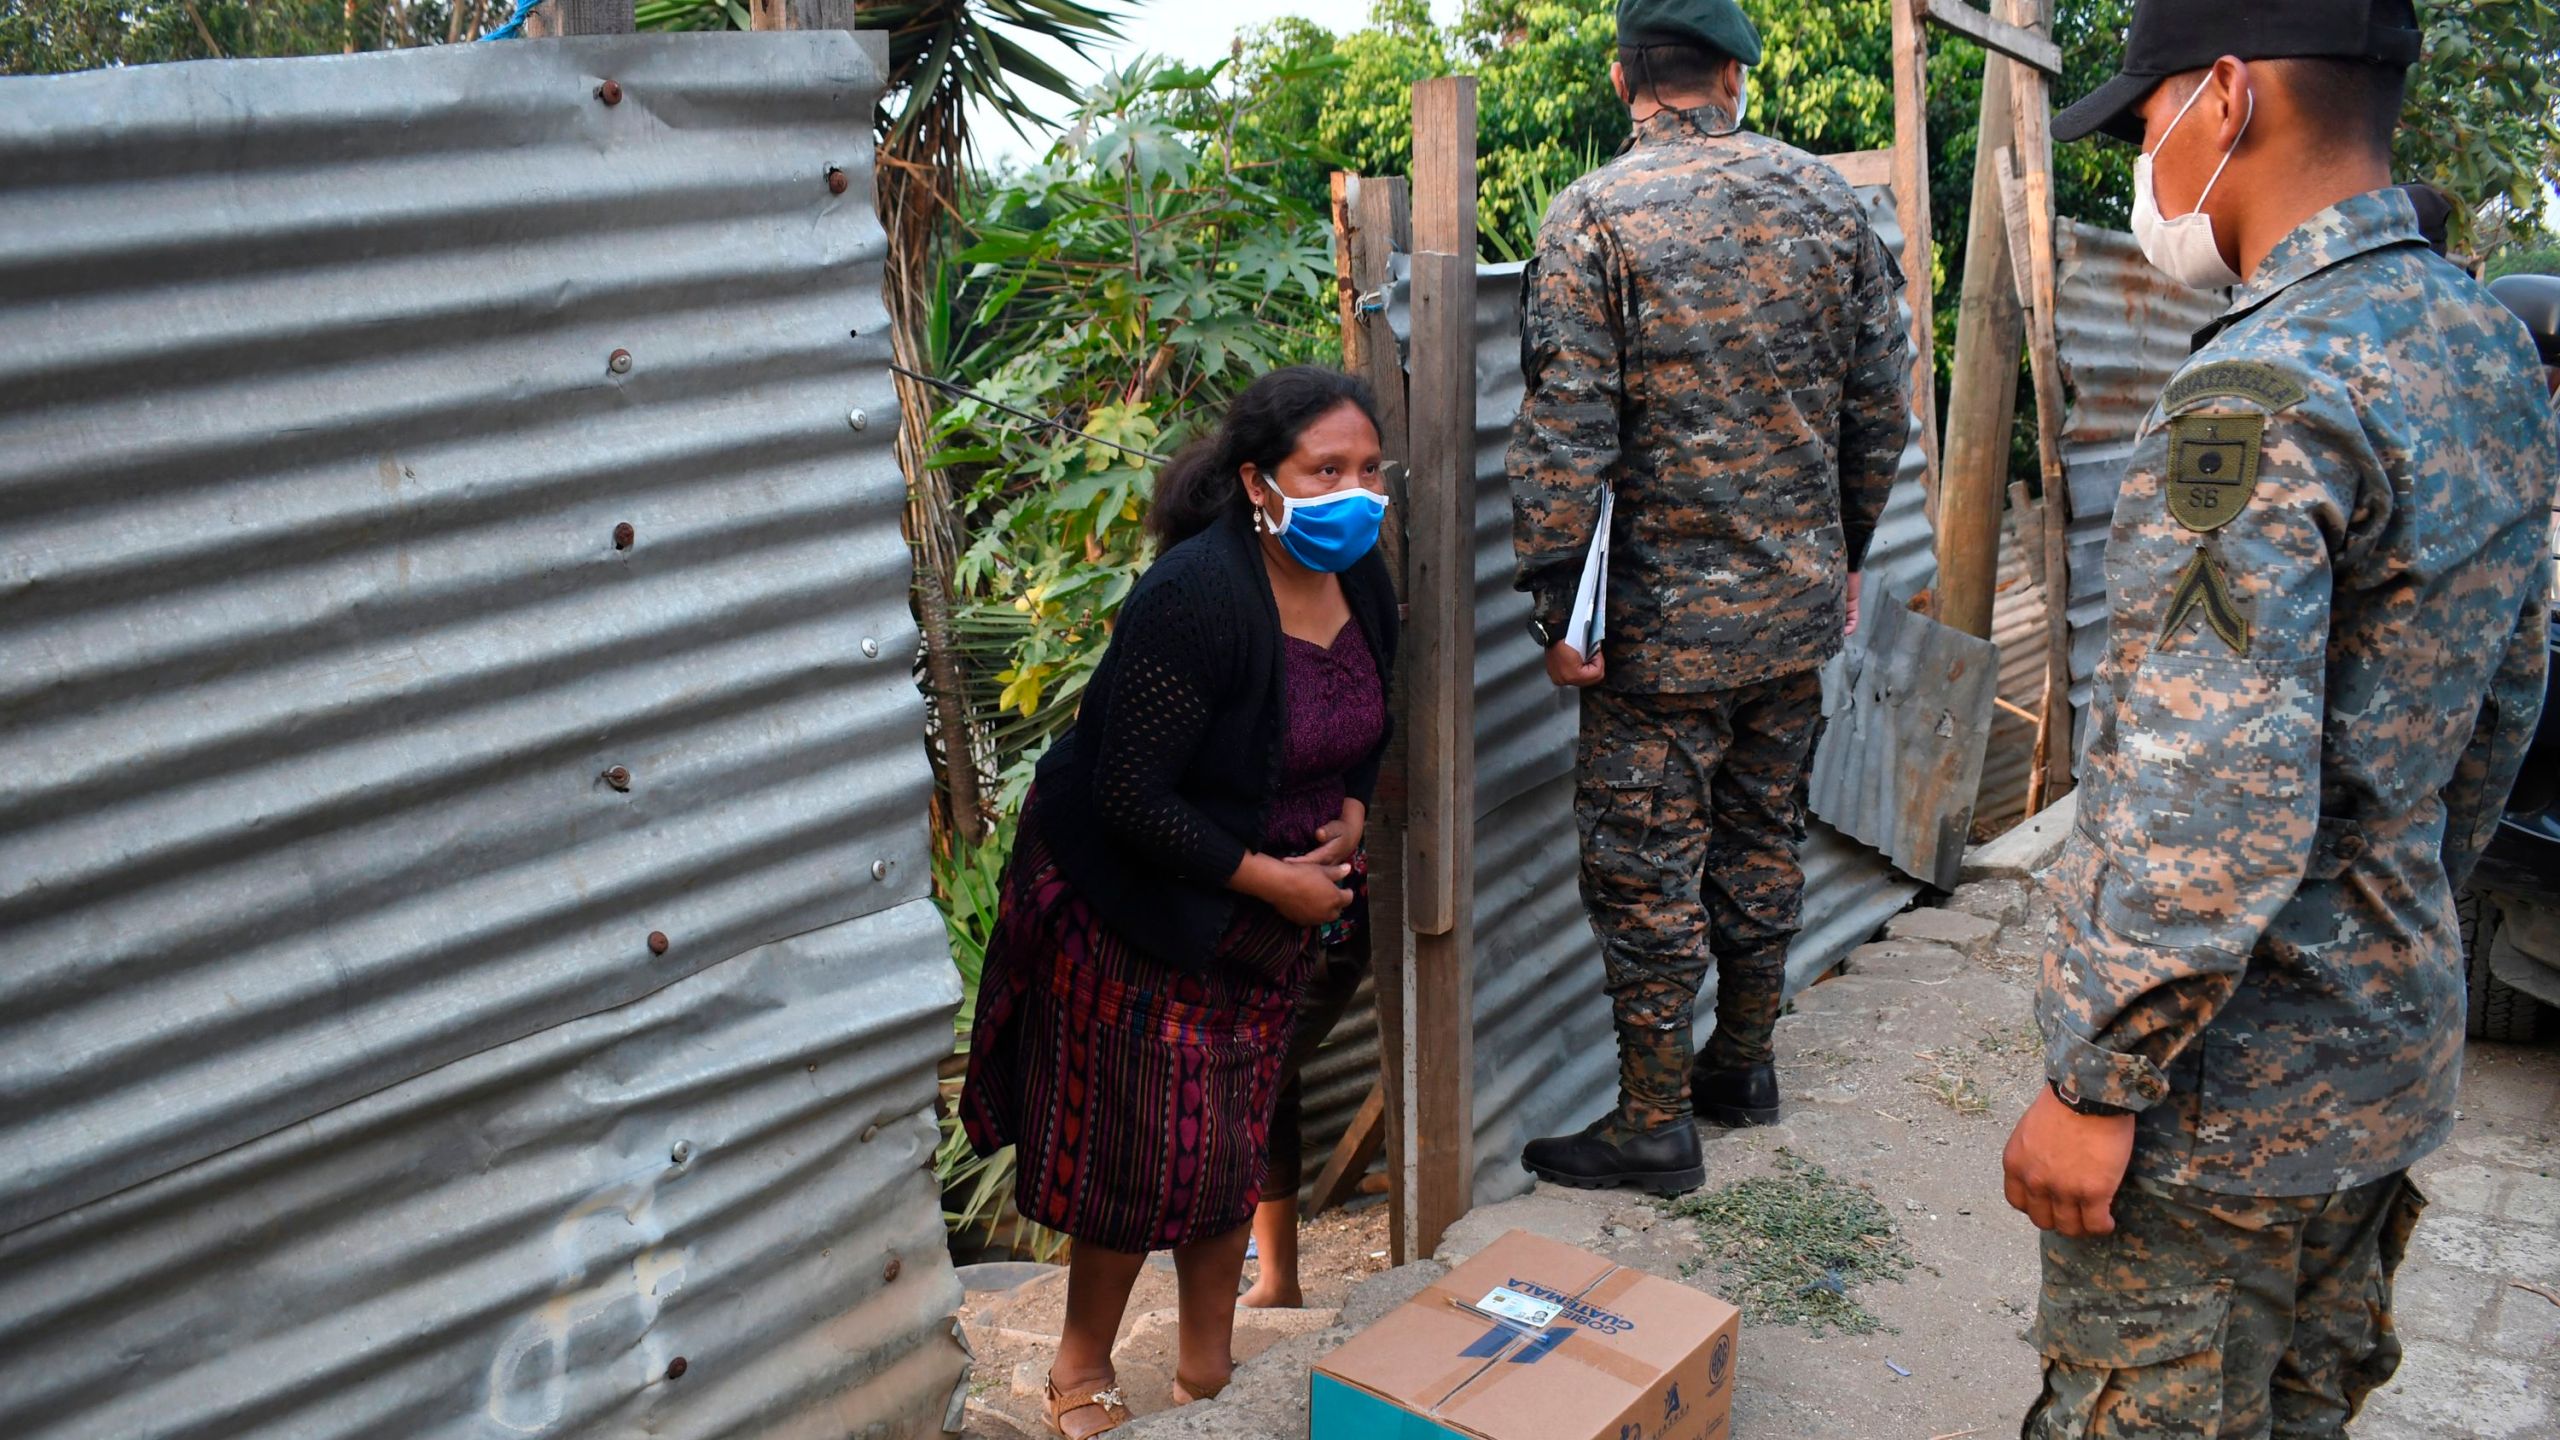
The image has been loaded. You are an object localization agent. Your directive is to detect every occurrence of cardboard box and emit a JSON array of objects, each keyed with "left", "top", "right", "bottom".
[{"left": 1311, "top": 1230, "right": 1740, "bottom": 1440}]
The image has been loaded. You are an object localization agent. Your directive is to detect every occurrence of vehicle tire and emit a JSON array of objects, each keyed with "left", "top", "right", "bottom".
[{"left": 2461, "top": 890, "right": 2549, "bottom": 1043}]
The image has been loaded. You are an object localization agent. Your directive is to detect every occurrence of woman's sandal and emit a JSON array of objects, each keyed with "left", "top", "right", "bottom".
[
  {"left": 1044, "top": 1376, "right": 1131, "bottom": 1439},
  {"left": 1170, "top": 1370, "right": 1230, "bottom": 1406}
]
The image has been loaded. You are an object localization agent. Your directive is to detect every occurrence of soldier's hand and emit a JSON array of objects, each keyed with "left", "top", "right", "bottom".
[
  {"left": 1844, "top": 571, "right": 1863, "bottom": 638},
  {"left": 1545, "top": 640, "right": 1606, "bottom": 688},
  {"left": 2002, "top": 1085, "right": 2137, "bottom": 1239}
]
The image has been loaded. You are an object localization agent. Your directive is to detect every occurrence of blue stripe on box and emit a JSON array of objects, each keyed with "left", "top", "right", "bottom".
[{"left": 1310, "top": 1373, "right": 1468, "bottom": 1440}]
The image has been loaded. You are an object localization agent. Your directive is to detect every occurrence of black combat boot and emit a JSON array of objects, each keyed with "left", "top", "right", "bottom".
[
  {"left": 1521, "top": 1114, "right": 1705, "bottom": 1196},
  {"left": 1692, "top": 1060, "right": 1782, "bottom": 1127}
]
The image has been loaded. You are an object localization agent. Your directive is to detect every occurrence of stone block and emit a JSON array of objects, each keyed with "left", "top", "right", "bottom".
[{"left": 1883, "top": 906, "right": 2003, "bottom": 959}]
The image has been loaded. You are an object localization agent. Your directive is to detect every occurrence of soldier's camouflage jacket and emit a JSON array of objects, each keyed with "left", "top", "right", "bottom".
[
  {"left": 2043, "top": 186, "right": 2560, "bottom": 1197},
  {"left": 1508, "top": 104, "right": 1910, "bottom": 693}
]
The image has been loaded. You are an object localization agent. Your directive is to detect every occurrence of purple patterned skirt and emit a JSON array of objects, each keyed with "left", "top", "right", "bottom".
[{"left": 958, "top": 822, "right": 1320, "bottom": 1252}]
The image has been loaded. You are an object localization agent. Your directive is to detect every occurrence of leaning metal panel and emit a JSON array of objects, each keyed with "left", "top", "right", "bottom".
[{"left": 0, "top": 31, "right": 965, "bottom": 1440}]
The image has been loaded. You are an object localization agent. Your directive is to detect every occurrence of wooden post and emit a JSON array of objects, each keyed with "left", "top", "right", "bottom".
[
  {"left": 2003, "top": 47, "right": 2076, "bottom": 806},
  {"left": 749, "top": 0, "right": 854, "bottom": 26},
  {"left": 1889, "top": 0, "right": 1940, "bottom": 500},
  {"left": 1336, "top": 172, "right": 1421, "bottom": 1257},
  {"left": 524, "top": 0, "right": 632, "bottom": 35},
  {"left": 1400, "top": 76, "right": 1478, "bottom": 1263},
  {"left": 1932, "top": 0, "right": 2040, "bottom": 640}
]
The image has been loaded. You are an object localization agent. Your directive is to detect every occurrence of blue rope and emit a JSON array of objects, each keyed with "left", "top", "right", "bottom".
[{"left": 477, "top": 0, "right": 544, "bottom": 40}]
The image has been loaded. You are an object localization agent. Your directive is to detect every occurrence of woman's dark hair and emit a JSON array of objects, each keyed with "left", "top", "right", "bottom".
[{"left": 1147, "top": 366, "right": 1382, "bottom": 548}]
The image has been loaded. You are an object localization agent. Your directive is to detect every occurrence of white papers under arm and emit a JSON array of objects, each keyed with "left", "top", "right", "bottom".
[{"left": 1566, "top": 488, "right": 1612, "bottom": 657}]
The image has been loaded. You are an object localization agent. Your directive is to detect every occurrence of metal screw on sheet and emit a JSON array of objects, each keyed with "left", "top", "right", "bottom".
[
  {"left": 613, "top": 521, "right": 635, "bottom": 550},
  {"left": 665, "top": 1357, "right": 688, "bottom": 1381},
  {"left": 596, "top": 79, "right": 623, "bottom": 106},
  {"left": 847, "top": 408, "right": 868, "bottom": 431},
  {"left": 860, "top": 637, "right": 880, "bottom": 659},
  {"left": 670, "top": 1140, "right": 694, "bottom": 1165},
  {"left": 608, "top": 348, "right": 633, "bottom": 376},
  {"left": 883, "top": 1256, "right": 902, "bottom": 1284},
  {"left": 603, "top": 766, "right": 632, "bottom": 792},
  {"left": 861, "top": 1123, "right": 879, "bottom": 1143},
  {"left": 648, "top": 930, "right": 670, "bottom": 956},
  {"left": 825, "top": 166, "right": 849, "bottom": 196},
  {"left": 871, "top": 859, "right": 891, "bottom": 882}
]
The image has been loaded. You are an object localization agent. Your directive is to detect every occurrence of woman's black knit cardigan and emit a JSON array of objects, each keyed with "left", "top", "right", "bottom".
[{"left": 1028, "top": 505, "right": 1399, "bottom": 970}]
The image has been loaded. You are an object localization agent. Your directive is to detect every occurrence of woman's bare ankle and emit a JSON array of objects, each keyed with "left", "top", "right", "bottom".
[{"left": 1237, "top": 1277, "right": 1303, "bottom": 1308}]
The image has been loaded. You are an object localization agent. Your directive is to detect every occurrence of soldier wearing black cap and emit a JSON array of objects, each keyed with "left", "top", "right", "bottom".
[
  {"left": 1506, "top": 0, "right": 1910, "bottom": 1194},
  {"left": 2003, "top": 2, "right": 2560, "bottom": 1434}
]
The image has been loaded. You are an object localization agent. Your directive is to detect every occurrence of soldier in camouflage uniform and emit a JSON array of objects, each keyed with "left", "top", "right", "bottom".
[
  {"left": 2007, "top": 2, "right": 2560, "bottom": 1433},
  {"left": 1508, "top": 0, "right": 1911, "bottom": 1195}
]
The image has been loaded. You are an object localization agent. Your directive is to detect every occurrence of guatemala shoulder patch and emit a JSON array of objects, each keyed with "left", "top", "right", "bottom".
[{"left": 2162, "top": 359, "right": 2308, "bottom": 414}]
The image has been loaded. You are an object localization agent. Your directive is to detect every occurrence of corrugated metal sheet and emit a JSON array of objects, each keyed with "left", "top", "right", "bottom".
[
  {"left": 2052, "top": 219, "right": 2224, "bottom": 746},
  {"left": 1333, "top": 191, "right": 1924, "bottom": 1202},
  {"left": 0, "top": 32, "right": 965, "bottom": 1440},
  {"left": 1808, "top": 591, "right": 1999, "bottom": 891}
]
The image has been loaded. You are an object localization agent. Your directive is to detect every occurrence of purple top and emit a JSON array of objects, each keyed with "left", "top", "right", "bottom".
[{"left": 1264, "top": 617, "right": 1388, "bottom": 855}]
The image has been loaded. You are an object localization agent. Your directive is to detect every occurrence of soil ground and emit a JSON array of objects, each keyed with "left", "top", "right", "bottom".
[{"left": 956, "top": 874, "right": 2560, "bottom": 1439}]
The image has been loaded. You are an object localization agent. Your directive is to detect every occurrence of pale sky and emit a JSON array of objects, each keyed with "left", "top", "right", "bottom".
[{"left": 966, "top": 0, "right": 1467, "bottom": 168}]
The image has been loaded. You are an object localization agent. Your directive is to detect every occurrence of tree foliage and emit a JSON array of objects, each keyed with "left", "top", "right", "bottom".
[{"left": 3, "top": 0, "right": 470, "bottom": 70}]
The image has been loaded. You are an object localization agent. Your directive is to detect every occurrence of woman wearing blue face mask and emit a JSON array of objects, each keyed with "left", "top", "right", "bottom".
[{"left": 960, "top": 366, "right": 1397, "bottom": 1437}]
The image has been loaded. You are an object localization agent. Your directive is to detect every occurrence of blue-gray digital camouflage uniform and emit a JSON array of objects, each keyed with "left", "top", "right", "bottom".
[
  {"left": 1507, "top": 101, "right": 1909, "bottom": 1129},
  {"left": 2027, "top": 187, "right": 2560, "bottom": 1437}
]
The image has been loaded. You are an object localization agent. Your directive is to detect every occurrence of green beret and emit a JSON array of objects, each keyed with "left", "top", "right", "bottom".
[{"left": 1616, "top": 0, "right": 1763, "bottom": 66}]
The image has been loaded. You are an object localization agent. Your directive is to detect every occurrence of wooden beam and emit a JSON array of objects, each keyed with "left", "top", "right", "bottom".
[
  {"left": 749, "top": 0, "right": 853, "bottom": 26},
  {"left": 524, "top": 0, "right": 632, "bottom": 35},
  {"left": 1305, "top": 1081, "right": 1388, "bottom": 1218},
  {"left": 1400, "top": 75, "right": 1479, "bottom": 1263},
  {"left": 1933, "top": 0, "right": 2038, "bottom": 640},
  {"left": 1819, "top": 148, "right": 1896, "bottom": 191},
  {"left": 1889, "top": 0, "right": 1941, "bottom": 504},
  {"left": 2003, "top": 51, "right": 2077, "bottom": 809},
  {"left": 1337, "top": 172, "right": 1421, "bottom": 1260},
  {"left": 1920, "top": 0, "right": 2063, "bottom": 76}
]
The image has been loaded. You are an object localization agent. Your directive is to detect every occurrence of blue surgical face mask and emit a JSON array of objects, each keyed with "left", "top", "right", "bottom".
[{"left": 1265, "top": 487, "right": 1389, "bottom": 573}]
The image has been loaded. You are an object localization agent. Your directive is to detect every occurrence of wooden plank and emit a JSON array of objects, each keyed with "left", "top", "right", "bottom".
[
  {"left": 1889, "top": 0, "right": 1940, "bottom": 503},
  {"left": 1401, "top": 74, "right": 1478, "bottom": 1263},
  {"left": 1402, "top": 248, "right": 1478, "bottom": 1261},
  {"left": 524, "top": 0, "right": 632, "bottom": 35},
  {"left": 1921, "top": 0, "right": 2063, "bottom": 76},
  {"left": 1818, "top": 148, "right": 1897, "bottom": 191},
  {"left": 1933, "top": 0, "right": 2037, "bottom": 640},
  {"left": 1305, "top": 1081, "right": 1388, "bottom": 1218},
  {"left": 1338, "top": 171, "right": 1419, "bottom": 1261},
  {"left": 2004, "top": 64, "right": 2077, "bottom": 809}
]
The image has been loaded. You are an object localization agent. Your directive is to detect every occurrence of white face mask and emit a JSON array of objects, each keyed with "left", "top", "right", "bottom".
[
  {"left": 1732, "top": 69, "right": 1748, "bottom": 127},
  {"left": 2131, "top": 79, "right": 2252, "bottom": 291}
]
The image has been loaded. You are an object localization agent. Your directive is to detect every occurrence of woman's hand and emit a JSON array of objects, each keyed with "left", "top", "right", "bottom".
[
  {"left": 1231, "top": 852, "right": 1355, "bottom": 927},
  {"left": 1288, "top": 799, "right": 1367, "bottom": 868}
]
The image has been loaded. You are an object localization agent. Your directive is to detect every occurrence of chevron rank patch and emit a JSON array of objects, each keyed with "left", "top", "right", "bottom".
[
  {"left": 2166, "top": 412, "right": 2264, "bottom": 533},
  {"left": 2161, "top": 545, "right": 2251, "bottom": 655}
]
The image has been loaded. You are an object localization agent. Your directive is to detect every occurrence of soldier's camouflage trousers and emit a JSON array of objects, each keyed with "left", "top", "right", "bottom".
[
  {"left": 1574, "top": 669, "right": 1823, "bottom": 1128},
  {"left": 2024, "top": 1172, "right": 2426, "bottom": 1439}
]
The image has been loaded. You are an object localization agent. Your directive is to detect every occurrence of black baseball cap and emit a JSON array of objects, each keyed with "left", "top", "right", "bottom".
[
  {"left": 2053, "top": 0, "right": 2424, "bottom": 145},
  {"left": 2489, "top": 274, "right": 2560, "bottom": 367}
]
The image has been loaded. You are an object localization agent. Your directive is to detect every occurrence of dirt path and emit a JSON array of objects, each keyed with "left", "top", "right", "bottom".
[{"left": 957, "top": 873, "right": 2560, "bottom": 1438}]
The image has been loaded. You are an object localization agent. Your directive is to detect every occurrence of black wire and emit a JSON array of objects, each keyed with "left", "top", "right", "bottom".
[{"left": 886, "top": 361, "right": 1175, "bottom": 464}]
